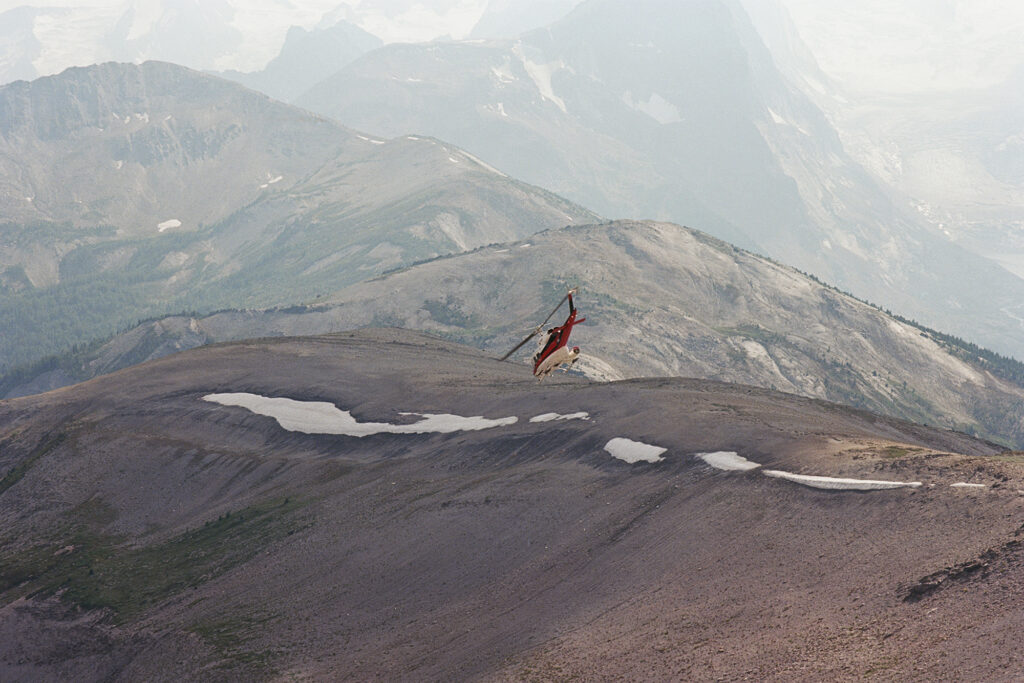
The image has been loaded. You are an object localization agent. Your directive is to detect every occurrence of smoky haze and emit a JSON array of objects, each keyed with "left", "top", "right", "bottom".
[
  {"left": 1, "top": 0, "right": 1023, "bottom": 361},
  {"left": 6, "top": 1, "right": 1024, "bottom": 90}
]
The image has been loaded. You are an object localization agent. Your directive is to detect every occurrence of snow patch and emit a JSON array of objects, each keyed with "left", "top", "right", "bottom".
[
  {"left": 530, "top": 412, "right": 590, "bottom": 423},
  {"left": 574, "top": 355, "right": 625, "bottom": 382},
  {"left": 740, "top": 340, "right": 772, "bottom": 362},
  {"left": 699, "top": 451, "right": 761, "bottom": 471},
  {"left": 357, "top": 135, "right": 385, "bottom": 144},
  {"left": 763, "top": 470, "right": 921, "bottom": 490},
  {"left": 950, "top": 482, "right": 987, "bottom": 489},
  {"left": 203, "top": 393, "right": 517, "bottom": 437},
  {"left": 157, "top": 219, "right": 182, "bottom": 232},
  {"left": 432, "top": 212, "right": 469, "bottom": 251},
  {"left": 490, "top": 60, "right": 518, "bottom": 84},
  {"left": 623, "top": 91, "right": 682, "bottom": 124},
  {"left": 484, "top": 102, "right": 511, "bottom": 118},
  {"left": 768, "top": 107, "right": 787, "bottom": 125},
  {"left": 114, "top": 160, "right": 124, "bottom": 170},
  {"left": 605, "top": 438, "right": 666, "bottom": 464},
  {"left": 461, "top": 150, "right": 507, "bottom": 177},
  {"left": 513, "top": 44, "right": 568, "bottom": 113}
]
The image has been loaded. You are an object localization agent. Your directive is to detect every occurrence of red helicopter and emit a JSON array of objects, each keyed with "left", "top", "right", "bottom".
[{"left": 501, "top": 287, "right": 586, "bottom": 379}]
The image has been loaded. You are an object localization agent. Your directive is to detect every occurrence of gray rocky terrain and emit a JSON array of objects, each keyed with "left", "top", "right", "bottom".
[
  {"left": 1, "top": 329, "right": 1023, "bottom": 680},
  {"left": 296, "top": 0, "right": 1024, "bottom": 360},
  {"left": 20, "top": 221, "right": 1024, "bottom": 449},
  {"left": 0, "top": 61, "right": 595, "bottom": 371}
]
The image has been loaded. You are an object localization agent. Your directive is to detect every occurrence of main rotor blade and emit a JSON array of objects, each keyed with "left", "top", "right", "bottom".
[
  {"left": 499, "top": 329, "right": 540, "bottom": 361},
  {"left": 498, "top": 287, "right": 577, "bottom": 362},
  {"left": 537, "top": 290, "right": 571, "bottom": 330}
]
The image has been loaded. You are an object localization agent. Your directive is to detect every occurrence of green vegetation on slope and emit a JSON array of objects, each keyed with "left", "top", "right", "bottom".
[
  {"left": 0, "top": 496, "right": 308, "bottom": 623},
  {"left": 0, "top": 433, "right": 66, "bottom": 496}
]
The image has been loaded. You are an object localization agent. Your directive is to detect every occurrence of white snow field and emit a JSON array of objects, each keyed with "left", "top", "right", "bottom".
[
  {"left": 157, "top": 219, "right": 182, "bottom": 232},
  {"left": 203, "top": 393, "right": 516, "bottom": 437},
  {"left": 530, "top": 412, "right": 590, "bottom": 423},
  {"left": 698, "top": 451, "right": 761, "bottom": 471},
  {"left": 763, "top": 470, "right": 922, "bottom": 490},
  {"left": 604, "top": 438, "right": 667, "bottom": 464}
]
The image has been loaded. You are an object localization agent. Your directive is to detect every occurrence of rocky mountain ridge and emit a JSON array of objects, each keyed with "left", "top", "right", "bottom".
[
  {"left": 15, "top": 220, "right": 1024, "bottom": 448},
  {"left": 215, "top": 20, "right": 382, "bottom": 103},
  {"left": 295, "top": 0, "right": 1024, "bottom": 360},
  {"left": 0, "top": 61, "right": 597, "bottom": 372},
  {"left": 1, "top": 329, "right": 1022, "bottom": 679}
]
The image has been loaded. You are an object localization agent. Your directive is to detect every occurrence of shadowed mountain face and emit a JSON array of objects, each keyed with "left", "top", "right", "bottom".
[
  {"left": 744, "top": 2, "right": 1024, "bottom": 292},
  {"left": 296, "top": 0, "right": 1024, "bottom": 360},
  {"left": 1, "top": 330, "right": 1023, "bottom": 679},
  {"left": 0, "top": 60, "right": 349, "bottom": 235},
  {"left": 21, "top": 221, "right": 1024, "bottom": 448},
  {"left": 0, "top": 61, "right": 597, "bottom": 372},
  {"left": 215, "top": 20, "right": 382, "bottom": 103}
]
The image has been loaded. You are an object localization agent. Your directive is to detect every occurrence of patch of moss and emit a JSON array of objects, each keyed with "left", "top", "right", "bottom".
[
  {"left": 0, "top": 433, "right": 65, "bottom": 496},
  {"left": 422, "top": 294, "right": 479, "bottom": 327},
  {"left": 715, "top": 324, "right": 787, "bottom": 346},
  {"left": 991, "top": 452, "right": 1024, "bottom": 464},
  {"left": 0, "top": 496, "right": 308, "bottom": 623},
  {"left": 69, "top": 496, "right": 119, "bottom": 528},
  {"left": 190, "top": 612, "right": 281, "bottom": 670}
]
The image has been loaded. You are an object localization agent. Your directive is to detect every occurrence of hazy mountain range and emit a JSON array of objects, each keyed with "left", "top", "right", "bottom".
[
  {"left": 214, "top": 20, "right": 382, "bottom": 104},
  {"left": 747, "top": 0, "right": 1024, "bottom": 292},
  {"left": 292, "top": 0, "right": 1024, "bottom": 359},
  {"left": 2, "top": 1, "right": 1022, "bottom": 448},
  {"left": 6, "top": 0, "right": 1022, "bottom": 363},
  {"left": 15, "top": 220, "right": 1024, "bottom": 448},
  {"left": 0, "top": 60, "right": 596, "bottom": 372},
  {"left": 0, "top": 0, "right": 587, "bottom": 85},
  {"left": 4, "top": 3, "right": 1024, "bottom": 679}
]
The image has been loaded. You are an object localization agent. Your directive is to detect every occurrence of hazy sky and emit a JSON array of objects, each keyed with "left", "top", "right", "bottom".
[
  {"left": 780, "top": 0, "right": 1024, "bottom": 93},
  {"left": 3, "top": 0, "right": 1024, "bottom": 92},
  {"left": 1, "top": 1, "right": 492, "bottom": 72}
]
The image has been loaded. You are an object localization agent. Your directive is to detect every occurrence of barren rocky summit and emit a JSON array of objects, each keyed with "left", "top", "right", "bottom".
[{"left": 2, "top": 329, "right": 1023, "bottom": 680}]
